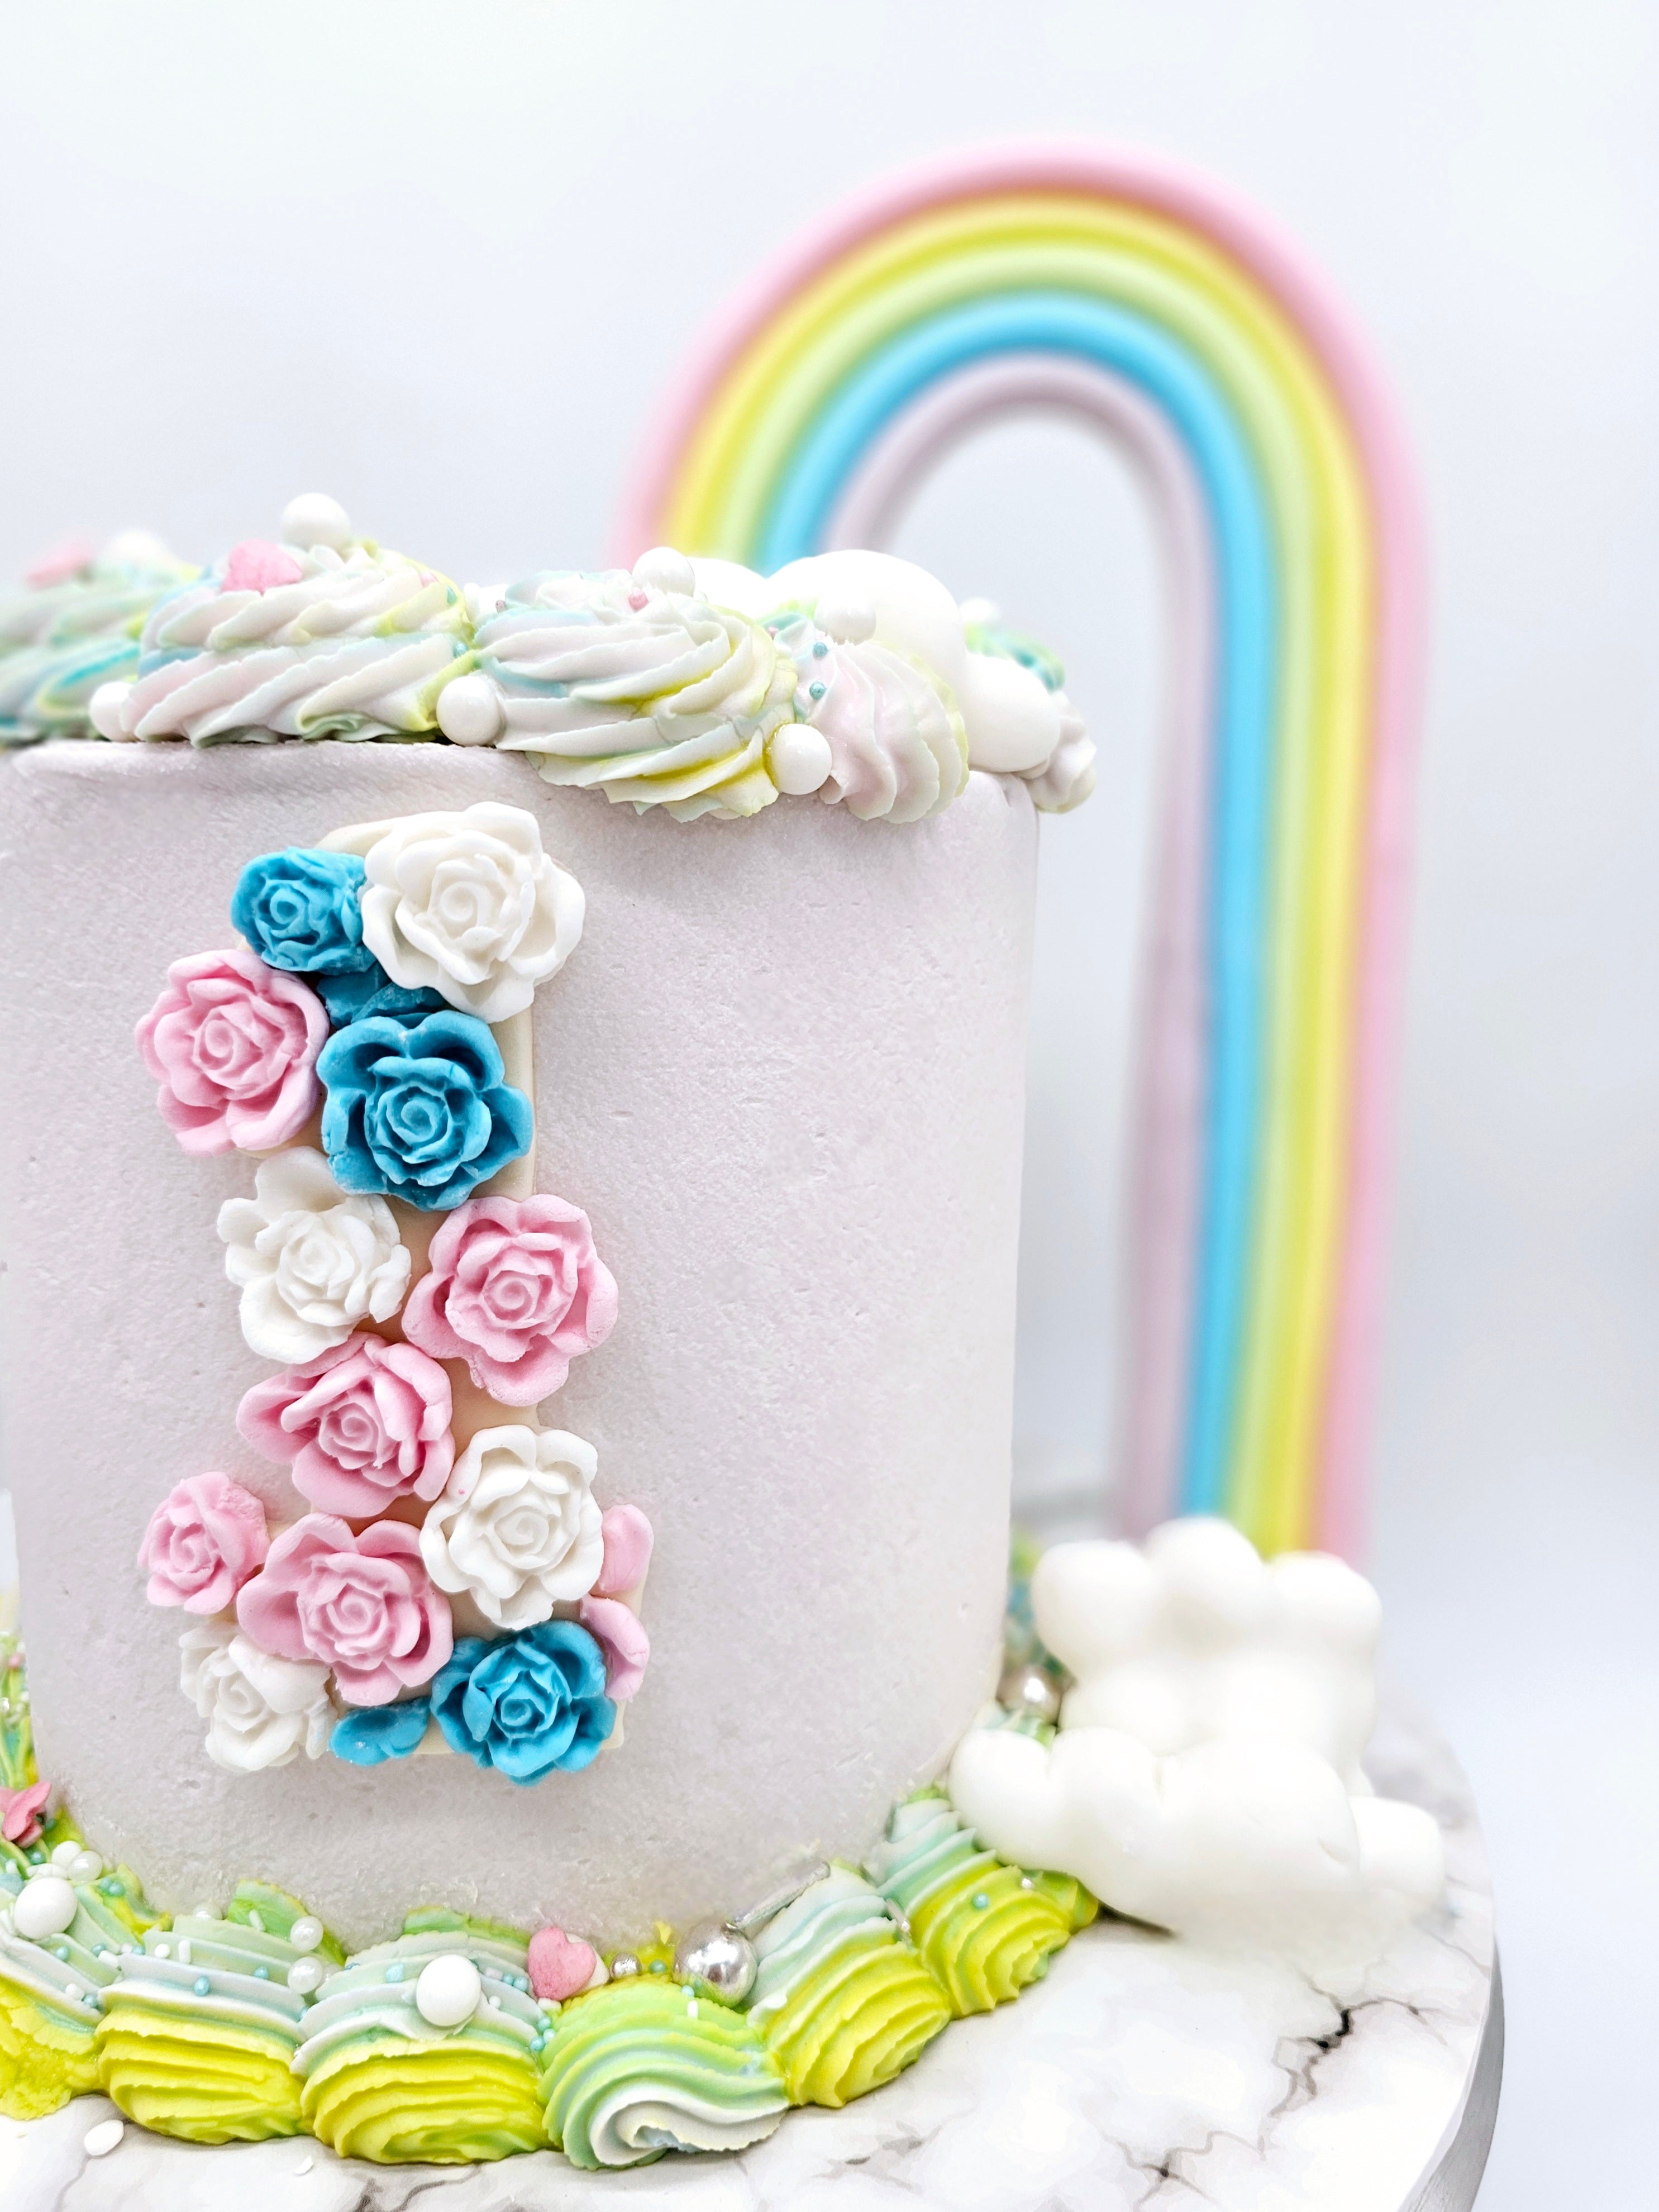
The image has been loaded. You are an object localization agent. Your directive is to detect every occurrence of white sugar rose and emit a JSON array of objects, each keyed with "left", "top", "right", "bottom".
[
  {"left": 420, "top": 1424, "right": 603, "bottom": 1631},
  {"left": 217, "top": 1145, "right": 410, "bottom": 1362},
  {"left": 325, "top": 801, "right": 583, "bottom": 1024},
  {"left": 179, "top": 1621, "right": 332, "bottom": 1772}
]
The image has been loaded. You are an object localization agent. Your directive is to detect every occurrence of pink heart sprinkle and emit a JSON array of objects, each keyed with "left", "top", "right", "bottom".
[
  {"left": 528, "top": 1924, "right": 599, "bottom": 2002},
  {"left": 223, "top": 540, "right": 304, "bottom": 595},
  {"left": 594, "top": 1504, "right": 653, "bottom": 1599}
]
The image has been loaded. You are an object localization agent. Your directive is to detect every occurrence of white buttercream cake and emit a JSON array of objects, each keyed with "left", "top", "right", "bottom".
[{"left": 0, "top": 502, "right": 1446, "bottom": 2176}]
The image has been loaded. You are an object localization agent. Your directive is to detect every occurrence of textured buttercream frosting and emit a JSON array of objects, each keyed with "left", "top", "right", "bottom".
[{"left": 0, "top": 741, "right": 1035, "bottom": 1947}]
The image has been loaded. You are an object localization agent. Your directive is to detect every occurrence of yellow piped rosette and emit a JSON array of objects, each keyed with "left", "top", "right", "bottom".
[
  {"left": 95, "top": 1885, "right": 341, "bottom": 2143},
  {"left": 865, "top": 1789, "right": 1094, "bottom": 2014},
  {"left": 294, "top": 1912, "right": 545, "bottom": 2164},
  {"left": 744, "top": 1862, "right": 949, "bottom": 2106}
]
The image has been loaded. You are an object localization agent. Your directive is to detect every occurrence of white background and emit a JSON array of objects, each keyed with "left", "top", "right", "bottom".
[{"left": 3, "top": 3, "right": 1655, "bottom": 2201}]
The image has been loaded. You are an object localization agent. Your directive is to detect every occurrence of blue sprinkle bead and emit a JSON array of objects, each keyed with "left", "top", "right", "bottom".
[
  {"left": 812, "top": 639, "right": 828, "bottom": 658},
  {"left": 98, "top": 1877, "right": 125, "bottom": 1897},
  {"left": 385, "top": 1962, "right": 406, "bottom": 1983},
  {"left": 193, "top": 1976, "right": 211, "bottom": 1996},
  {"left": 971, "top": 1892, "right": 990, "bottom": 1910},
  {"left": 254, "top": 1965, "right": 269, "bottom": 1980},
  {"left": 808, "top": 680, "right": 826, "bottom": 699}
]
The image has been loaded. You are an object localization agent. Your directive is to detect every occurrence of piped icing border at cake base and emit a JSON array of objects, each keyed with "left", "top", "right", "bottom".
[
  {"left": 0, "top": 1619, "right": 1097, "bottom": 2169},
  {"left": 0, "top": 1525, "right": 1448, "bottom": 2172}
]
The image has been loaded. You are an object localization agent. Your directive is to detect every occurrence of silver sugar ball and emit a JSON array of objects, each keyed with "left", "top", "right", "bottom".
[
  {"left": 607, "top": 1951, "right": 641, "bottom": 1980},
  {"left": 997, "top": 1660, "right": 1062, "bottom": 1724},
  {"left": 673, "top": 1917, "right": 757, "bottom": 2005}
]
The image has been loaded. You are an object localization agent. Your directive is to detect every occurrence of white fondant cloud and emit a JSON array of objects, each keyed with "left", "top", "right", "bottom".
[
  {"left": 948, "top": 1722, "right": 1445, "bottom": 1969},
  {"left": 947, "top": 1518, "right": 1445, "bottom": 1970},
  {"left": 1033, "top": 1516, "right": 1382, "bottom": 1789}
]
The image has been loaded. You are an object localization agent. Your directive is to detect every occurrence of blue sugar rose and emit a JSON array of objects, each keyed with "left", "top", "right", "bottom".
[
  {"left": 430, "top": 1622, "right": 614, "bottom": 1784},
  {"left": 232, "top": 848, "right": 376, "bottom": 976},
  {"left": 331, "top": 1698, "right": 431, "bottom": 1766},
  {"left": 318, "top": 1009, "right": 532, "bottom": 1212},
  {"left": 313, "top": 960, "right": 446, "bottom": 1027}
]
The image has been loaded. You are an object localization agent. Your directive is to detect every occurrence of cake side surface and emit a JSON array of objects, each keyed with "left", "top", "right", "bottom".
[{"left": 0, "top": 741, "right": 1037, "bottom": 1947}]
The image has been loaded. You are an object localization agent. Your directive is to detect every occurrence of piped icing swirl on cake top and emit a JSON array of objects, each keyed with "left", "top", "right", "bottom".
[
  {"left": 0, "top": 530, "right": 196, "bottom": 744},
  {"left": 743, "top": 1863, "right": 948, "bottom": 2106},
  {"left": 470, "top": 552, "right": 799, "bottom": 822},
  {"left": 90, "top": 494, "right": 469, "bottom": 746},
  {"left": 40, "top": 490, "right": 1091, "bottom": 819},
  {"left": 537, "top": 1973, "right": 788, "bottom": 2169},
  {"left": 295, "top": 1912, "right": 547, "bottom": 2163}
]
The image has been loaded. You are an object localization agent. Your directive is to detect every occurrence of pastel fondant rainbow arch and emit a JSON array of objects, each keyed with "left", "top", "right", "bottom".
[{"left": 612, "top": 146, "right": 1427, "bottom": 1561}]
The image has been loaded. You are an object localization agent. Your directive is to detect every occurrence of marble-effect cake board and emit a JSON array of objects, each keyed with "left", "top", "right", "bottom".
[{"left": 0, "top": 1693, "right": 1498, "bottom": 2212}]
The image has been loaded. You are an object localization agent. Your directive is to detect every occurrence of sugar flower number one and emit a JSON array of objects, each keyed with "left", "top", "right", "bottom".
[{"left": 135, "top": 802, "right": 652, "bottom": 1779}]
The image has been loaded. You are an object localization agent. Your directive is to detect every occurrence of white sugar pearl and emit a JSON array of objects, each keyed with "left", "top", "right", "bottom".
[
  {"left": 814, "top": 595, "right": 876, "bottom": 644},
  {"left": 83, "top": 2118, "right": 124, "bottom": 2158},
  {"left": 289, "top": 1915, "right": 324, "bottom": 1955},
  {"left": 767, "top": 723, "right": 833, "bottom": 797},
  {"left": 414, "top": 1953, "right": 482, "bottom": 2029},
  {"left": 68, "top": 1851, "right": 103, "bottom": 1885},
  {"left": 435, "top": 671, "right": 503, "bottom": 747},
  {"left": 89, "top": 680, "right": 134, "bottom": 741},
  {"left": 280, "top": 493, "right": 353, "bottom": 552},
  {"left": 631, "top": 545, "right": 695, "bottom": 597},
  {"left": 287, "top": 1956, "right": 325, "bottom": 1996},
  {"left": 14, "top": 1876, "right": 77, "bottom": 1942},
  {"left": 50, "top": 1842, "right": 80, "bottom": 1868}
]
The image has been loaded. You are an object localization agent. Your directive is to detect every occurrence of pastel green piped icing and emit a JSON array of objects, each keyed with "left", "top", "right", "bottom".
[
  {"left": 225, "top": 1880, "right": 346, "bottom": 1966},
  {"left": 1029, "top": 1868, "right": 1100, "bottom": 1933},
  {"left": 95, "top": 1906, "right": 314, "bottom": 2141},
  {"left": 865, "top": 1790, "right": 1073, "bottom": 2016},
  {"left": 745, "top": 1863, "right": 949, "bottom": 2107},
  {"left": 295, "top": 1921, "right": 542, "bottom": 2163},
  {"left": 538, "top": 1975, "right": 788, "bottom": 2169}
]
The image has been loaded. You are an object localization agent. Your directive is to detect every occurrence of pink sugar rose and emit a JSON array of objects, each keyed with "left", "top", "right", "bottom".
[
  {"left": 593, "top": 1503, "right": 654, "bottom": 1598},
  {"left": 237, "top": 1333, "right": 455, "bottom": 1519},
  {"left": 139, "top": 1472, "right": 271, "bottom": 1614},
  {"left": 0, "top": 1780, "right": 52, "bottom": 1847},
  {"left": 236, "top": 1514, "right": 451, "bottom": 1705},
  {"left": 402, "top": 1195, "right": 618, "bottom": 1407},
  {"left": 578, "top": 1596, "right": 650, "bottom": 1703},
  {"left": 136, "top": 947, "right": 327, "bottom": 1156}
]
